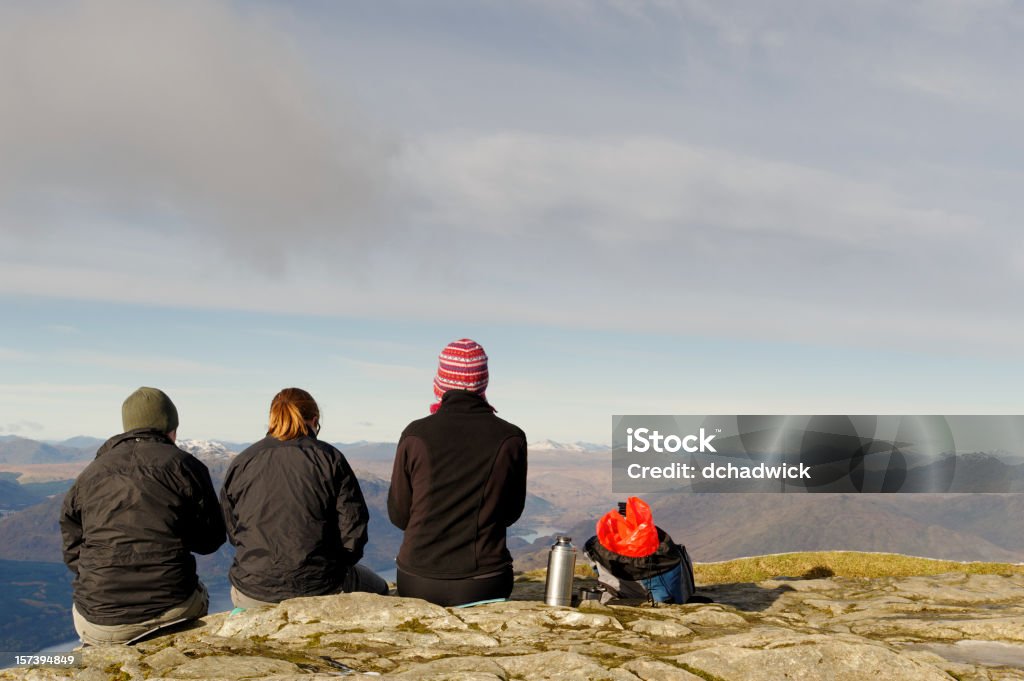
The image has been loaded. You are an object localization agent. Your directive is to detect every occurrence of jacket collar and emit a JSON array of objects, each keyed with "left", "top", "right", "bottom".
[
  {"left": 436, "top": 390, "right": 495, "bottom": 414},
  {"left": 96, "top": 429, "right": 174, "bottom": 457}
]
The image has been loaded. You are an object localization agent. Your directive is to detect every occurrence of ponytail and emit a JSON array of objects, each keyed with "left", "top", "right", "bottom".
[{"left": 267, "top": 388, "right": 319, "bottom": 441}]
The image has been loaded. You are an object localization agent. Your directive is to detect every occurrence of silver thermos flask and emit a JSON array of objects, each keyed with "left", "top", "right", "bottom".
[{"left": 544, "top": 536, "right": 576, "bottom": 606}]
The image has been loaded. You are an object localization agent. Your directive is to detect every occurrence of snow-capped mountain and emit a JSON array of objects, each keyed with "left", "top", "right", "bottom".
[
  {"left": 168, "top": 437, "right": 611, "bottom": 458},
  {"left": 177, "top": 439, "right": 237, "bottom": 461},
  {"left": 528, "top": 439, "right": 610, "bottom": 453}
]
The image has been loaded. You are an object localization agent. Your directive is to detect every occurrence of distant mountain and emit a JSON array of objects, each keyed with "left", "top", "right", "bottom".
[
  {"left": 54, "top": 436, "right": 105, "bottom": 450},
  {"left": 0, "top": 437, "right": 94, "bottom": 465},
  {"left": 21, "top": 479, "right": 75, "bottom": 499},
  {"left": 947, "top": 454, "right": 1024, "bottom": 492},
  {"left": 177, "top": 438, "right": 238, "bottom": 462},
  {"left": 647, "top": 493, "right": 1024, "bottom": 563},
  {"left": 0, "top": 471, "right": 403, "bottom": 574},
  {"left": 216, "top": 441, "right": 253, "bottom": 452},
  {"left": 0, "top": 560, "right": 73, "bottom": 652},
  {"left": 529, "top": 439, "right": 610, "bottom": 453},
  {"left": 0, "top": 478, "right": 43, "bottom": 510},
  {"left": 876, "top": 493, "right": 1024, "bottom": 556},
  {"left": 852, "top": 452, "right": 1024, "bottom": 493},
  {"left": 514, "top": 490, "right": 1024, "bottom": 570},
  {"left": 2, "top": 436, "right": 613, "bottom": 464},
  {"left": 0, "top": 495, "right": 64, "bottom": 562},
  {"left": 337, "top": 441, "right": 398, "bottom": 462}
]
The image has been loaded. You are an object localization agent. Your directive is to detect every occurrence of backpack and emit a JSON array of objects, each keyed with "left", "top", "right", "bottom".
[
  {"left": 584, "top": 530, "right": 696, "bottom": 605},
  {"left": 583, "top": 497, "right": 697, "bottom": 605}
]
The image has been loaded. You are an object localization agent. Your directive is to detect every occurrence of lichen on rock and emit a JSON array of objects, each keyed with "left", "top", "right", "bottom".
[{"left": 5, "top": 572, "right": 1024, "bottom": 680}]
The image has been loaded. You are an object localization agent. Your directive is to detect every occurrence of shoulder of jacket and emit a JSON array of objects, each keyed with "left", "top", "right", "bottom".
[
  {"left": 314, "top": 439, "right": 348, "bottom": 465},
  {"left": 396, "top": 432, "right": 429, "bottom": 452},
  {"left": 238, "top": 436, "right": 339, "bottom": 459},
  {"left": 97, "top": 437, "right": 182, "bottom": 464},
  {"left": 400, "top": 415, "right": 433, "bottom": 437},
  {"left": 313, "top": 437, "right": 341, "bottom": 453},
  {"left": 145, "top": 440, "right": 194, "bottom": 466},
  {"left": 492, "top": 417, "right": 526, "bottom": 441},
  {"left": 80, "top": 443, "right": 191, "bottom": 493},
  {"left": 233, "top": 436, "right": 294, "bottom": 461}
]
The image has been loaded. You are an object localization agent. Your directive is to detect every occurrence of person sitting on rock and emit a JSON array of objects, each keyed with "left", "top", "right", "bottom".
[
  {"left": 60, "top": 387, "right": 226, "bottom": 645},
  {"left": 388, "top": 338, "right": 528, "bottom": 606},
  {"left": 221, "top": 387, "right": 388, "bottom": 608}
]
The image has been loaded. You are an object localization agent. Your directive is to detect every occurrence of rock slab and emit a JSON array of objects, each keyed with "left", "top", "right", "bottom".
[{"left": 5, "top": 573, "right": 1024, "bottom": 680}]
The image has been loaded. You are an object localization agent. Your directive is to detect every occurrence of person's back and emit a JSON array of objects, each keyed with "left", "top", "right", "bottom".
[
  {"left": 391, "top": 390, "right": 526, "bottom": 579},
  {"left": 222, "top": 434, "right": 370, "bottom": 601},
  {"left": 60, "top": 387, "right": 224, "bottom": 644},
  {"left": 220, "top": 387, "right": 387, "bottom": 608},
  {"left": 388, "top": 339, "right": 528, "bottom": 606}
]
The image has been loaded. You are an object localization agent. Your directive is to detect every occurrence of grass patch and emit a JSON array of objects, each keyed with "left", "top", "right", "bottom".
[
  {"left": 102, "top": 662, "right": 130, "bottom": 681},
  {"left": 677, "top": 662, "right": 728, "bottom": 681},
  {"left": 395, "top": 618, "right": 434, "bottom": 634},
  {"left": 518, "top": 563, "right": 598, "bottom": 582},
  {"left": 694, "top": 551, "right": 1024, "bottom": 585}
]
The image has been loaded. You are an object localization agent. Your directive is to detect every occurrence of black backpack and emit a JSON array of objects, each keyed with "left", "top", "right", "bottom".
[{"left": 584, "top": 528, "right": 697, "bottom": 604}]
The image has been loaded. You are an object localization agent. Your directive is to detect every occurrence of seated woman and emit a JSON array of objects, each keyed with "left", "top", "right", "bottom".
[
  {"left": 221, "top": 388, "right": 387, "bottom": 608},
  {"left": 388, "top": 339, "right": 528, "bottom": 606}
]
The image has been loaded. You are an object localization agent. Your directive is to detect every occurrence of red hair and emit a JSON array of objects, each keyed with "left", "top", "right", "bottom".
[{"left": 267, "top": 388, "right": 319, "bottom": 441}]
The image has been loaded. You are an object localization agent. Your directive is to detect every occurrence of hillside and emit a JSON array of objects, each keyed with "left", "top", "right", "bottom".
[
  {"left": 5, "top": 450, "right": 1024, "bottom": 569},
  {"left": 0, "top": 473, "right": 402, "bottom": 574},
  {"left": 660, "top": 493, "right": 1024, "bottom": 563},
  {"left": 0, "top": 495, "right": 65, "bottom": 562},
  {"left": 0, "top": 560, "right": 73, "bottom": 653},
  {"left": 0, "top": 478, "right": 43, "bottom": 510}
]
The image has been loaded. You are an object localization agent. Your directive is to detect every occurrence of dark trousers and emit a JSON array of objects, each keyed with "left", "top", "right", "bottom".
[{"left": 396, "top": 566, "right": 513, "bottom": 607}]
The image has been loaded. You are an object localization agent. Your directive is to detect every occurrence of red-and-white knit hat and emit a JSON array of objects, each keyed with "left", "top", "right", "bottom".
[{"left": 432, "top": 338, "right": 489, "bottom": 410}]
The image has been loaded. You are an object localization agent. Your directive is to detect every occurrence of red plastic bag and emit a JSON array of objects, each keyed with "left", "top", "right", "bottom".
[{"left": 596, "top": 496, "right": 659, "bottom": 558}]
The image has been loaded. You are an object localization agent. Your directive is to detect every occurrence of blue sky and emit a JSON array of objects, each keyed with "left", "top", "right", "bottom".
[{"left": 2, "top": 0, "right": 1023, "bottom": 443}]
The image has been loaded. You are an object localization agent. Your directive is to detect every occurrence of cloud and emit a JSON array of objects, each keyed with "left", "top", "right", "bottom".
[
  {"left": 0, "top": 0, "right": 392, "bottom": 266},
  {"left": 60, "top": 352, "right": 235, "bottom": 375},
  {"left": 0, "top": 383, "right": 124, "bottom": 395},
  {"left": 1, "top": 1, "right": 1022, "bottom": 360},
  {"left": 0, "top": 122, "right": 1019, "bottom": 357},
  {"left": 45, "top": 324, "right": 81, "bottom": 335},
  {"left": 398, "top": 132, "right": 981, "bottom": 246},
  {"left": 527, "top": 1, "right": 1024, "bottom": 114},
  {"left": 328, "top": 356, "right": 433, "bottom": 383},
  {"left": 0, "top": 347, "right": 32, "bottom": 361},
  {"left": 0, "top": 420, "right": 44, "bottom": 435}
]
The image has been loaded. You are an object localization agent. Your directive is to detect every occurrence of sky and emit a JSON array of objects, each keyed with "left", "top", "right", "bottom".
[{"left": 1, "top": 0, "right": 1023, "bottom": 444}]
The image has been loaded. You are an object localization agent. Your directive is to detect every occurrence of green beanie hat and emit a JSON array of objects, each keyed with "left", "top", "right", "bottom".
[{"left": 122, "top": 387, "right": 179, "bottom": 433}]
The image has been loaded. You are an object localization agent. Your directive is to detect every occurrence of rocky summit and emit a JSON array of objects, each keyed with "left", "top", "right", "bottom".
[{"left": 5, "top": 572, "right": 1024, "bottom": 681}]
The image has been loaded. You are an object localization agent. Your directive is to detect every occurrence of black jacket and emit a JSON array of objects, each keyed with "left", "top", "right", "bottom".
[
  {"left": 59, "top": 430, "right": 225, "bottom": 625},
  {"left": 388, "top": 390, "right": 527, "bottom": 579},
  {"left": 220, "top": 435, "right": 369, "bottom": 602}
]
